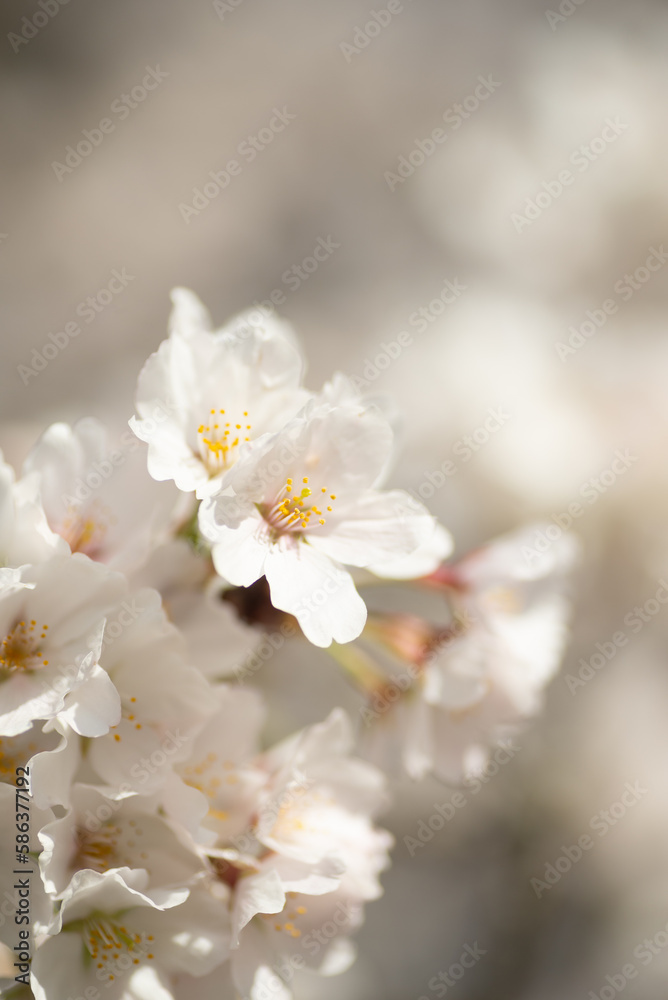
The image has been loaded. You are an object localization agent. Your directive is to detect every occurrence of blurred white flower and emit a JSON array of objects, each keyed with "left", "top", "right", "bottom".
[
  {"left": 228, "top": 711, "right": 391, "bottom": 999},
  {"left": 1, "top": 717, "right": 80, "bottom": 810},
  {"left": 364, "top": 525, "right": 577, "bottom": 782},
  {"left": 171, "top": 703, "right": 391, "bottom": 1000},
  {"left": 166, "top": 684, "right": 267, "bottom": 843},
  {"left": 31, "top": 868, "right": 228, "bottom": 1000},
  {"left": 0, "top": 553, "right": 126, "bottom": 738},
  {"left": 130, "top": 539, "right": 260, "bottom": 679},
  {"left": 85, "top": 586, "right": 214, "bottom": 794},
  {"left": 0, "top": 452, "right": 67, "bottom": 568},
  {"left": 38, "top": 783, "right": 204, "bottom": 897},
  {"left": 23, "top": 417, "right": 180, "bottom": 574}
]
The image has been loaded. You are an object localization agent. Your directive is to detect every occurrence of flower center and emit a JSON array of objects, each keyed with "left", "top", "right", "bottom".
[
  {"left": 61, "top": 501, "right": 115, "bottom": 556},
  {"left": 270, "top": 786, "right": 332, "bottom": 842},
  {"left": 73, "top": 816, "right": 148, "bottom": 874},
  {"left": 485, "top": 586, "right": 523, "bottom": 615},
  {"left": 0, "top": 620, "right": 49, "bottom": 676},
  {"left": 0, "top": 735, "right": 37, "bottom": 781},
  {"left": 74, "top": 825, "right": 121, "bottom": 873},
  {"left": 181, "top": 752, "right": 244, "bottom": 828},
  {"left": 263, "top": 477, "right": 337, "bottom": 534},
  {"left": 109, "top": 696, "right": 143, "bottom": 743},
  {"left": 197, "top": 408, "right": 252, "bottom": 476},
  {"left": 81, "top": 915, "right": 155, "bottom": 983},
  {"left": 261, "top": 892, "right": 309, "bottom": 939}
]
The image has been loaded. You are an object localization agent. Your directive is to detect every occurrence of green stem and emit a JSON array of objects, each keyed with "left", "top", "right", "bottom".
[{"left": 326, "top": 642, "right": 386, "bottom": 695}]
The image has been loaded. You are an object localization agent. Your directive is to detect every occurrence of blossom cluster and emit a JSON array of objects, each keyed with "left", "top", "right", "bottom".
[{"left": 0, "top": 290, "right": 576, "bottom": 1000}]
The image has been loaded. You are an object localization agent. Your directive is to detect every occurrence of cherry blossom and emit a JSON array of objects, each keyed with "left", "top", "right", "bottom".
[
  {"left": 200, "top": 376, "right": 444, "bottom": 646},
  {"left": 130, "top": 291, "right": 308, "bottom": 498}
]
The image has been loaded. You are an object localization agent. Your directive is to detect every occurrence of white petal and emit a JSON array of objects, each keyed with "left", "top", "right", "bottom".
[
  {"left": 232, "top": 924, "right": 293, "bottom": 1000},
  {"left": 32, "top": 929, "right": 110, "bottom": 1000},
  {"left": 139, "top": 887, "right": 231, "bottom": 977},
  {"left": 458, "top": 522, "right": 579, "bottom": 585},
  {"left": 126, "top": 965, "right": 177, "bottom": 1000},
  {"left": 29, "top": 728, "right": 80, "bottom": 809},
  {"left": 207, "top": 516, "right": 270, "bottom": 588},
  {"left": 169, "top": 287, "right": 213, "bottom": 338},
  {"left": 309, "top": 490, "right": 443, "bottom": 569},
  {"left": 161, "top": 770, "right": 210, "bottom": 837},
  {"left": 263, "top": 542, "right": 366, "bottom": 647},
  {"left": 233, "top": 867, "right": 285, "bottom": 944},
  {"left": 58, "top": 662, "right": 121, "bottom": 736},
  {"left": 369, "top": 520, "right": 454, "bottom": 579}
]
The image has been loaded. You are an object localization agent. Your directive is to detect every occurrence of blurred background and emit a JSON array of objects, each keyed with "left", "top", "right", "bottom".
[{"left": 2, "top": 0, "right": 668, "bottom": 996}]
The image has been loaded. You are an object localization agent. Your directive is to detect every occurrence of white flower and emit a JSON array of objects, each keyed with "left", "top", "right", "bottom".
[
  {"left": 364, "top": 525, "right": 577, "bottom": 782},
  {"left": 31, "top": 868, "right": 229, "bottom": 1000},
  {"left": 0, "top": 718, "right": 80, "bottom": 810},
  {"left": 167, "top": 685, "right": 267, "bottom": 844},
  {"left": 38, "top": 783, "right": 204, "bottom": 898},
  {"left": 253, "top": 709, "right": 391, "bottom": 902},
  {"left": 129, "top": 291, "right": 308, "bottom": 498},
  {"left": 0, "top": 453, "right": 66, "bottom": 568},
  {"left": 130, "top": 539, "right": 260, "bottom": 679},
  {"left": 199, "top": 376, "right": 443, "bottom": 646},
  {"left": 0, "top": 554, "right": 126, "bottom": 737},
  {"left": 85, "top": 587, "right": 214, "bottom": 794},
  {"left": 23, "top": 418, "right": 180, "bottom": 573},
  {"left": 172, "top": 703, "right": 391, "bottom": 1000},
  {"left": 442, "top": 524, "right": 578, "bottom": 714},
  {"left": 232, "top": 882, "right": 363, "bottom": 1000}
]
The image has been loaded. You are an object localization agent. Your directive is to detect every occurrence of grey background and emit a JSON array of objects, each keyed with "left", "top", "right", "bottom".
[{"left": 2, "top": 0, "right": 668, "bottom": 997}]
